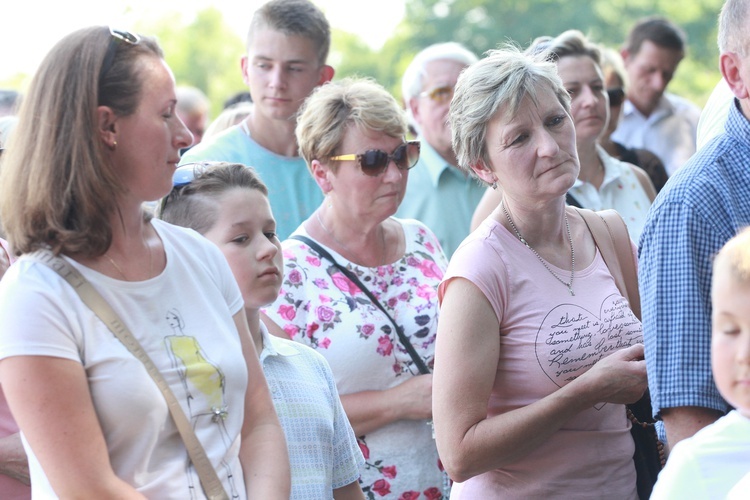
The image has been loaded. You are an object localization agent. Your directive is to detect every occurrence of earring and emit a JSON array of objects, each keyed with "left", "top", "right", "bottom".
[
  {"left": 112, "top": 140, "right": 117, "bottom": 150},
  {"left": 491, "top": 181, "right": 498, "bottom": 190}
]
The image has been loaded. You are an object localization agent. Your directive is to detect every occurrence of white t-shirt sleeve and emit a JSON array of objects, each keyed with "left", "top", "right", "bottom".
[
  {"left": 650, "top": 440, "right": 708, "bottom": 499},
  {"left": 0, "top": 259, "right": 84, "bottom": 362}
]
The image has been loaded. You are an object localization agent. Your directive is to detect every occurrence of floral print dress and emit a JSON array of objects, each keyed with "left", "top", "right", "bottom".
[{"left": 265, "top": 218, "right": 449, "bottom": 500}]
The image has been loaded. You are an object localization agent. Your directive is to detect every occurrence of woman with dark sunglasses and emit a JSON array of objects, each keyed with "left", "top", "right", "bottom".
[
  {"left": 0, "top": 26, "right": 289, "bottom": 498},
  {"left": 472, "top": 31, "right": 657, "bottom": 243},
  {"left": 263, "top": 77, "right": 450, "bottom": 499}
]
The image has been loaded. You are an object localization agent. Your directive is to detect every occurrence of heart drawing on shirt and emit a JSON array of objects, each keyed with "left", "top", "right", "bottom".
[{"left": 535, "top": 294, "right": 642, "bottom": 410}]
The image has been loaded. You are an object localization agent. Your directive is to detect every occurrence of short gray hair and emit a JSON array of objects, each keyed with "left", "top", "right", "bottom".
[
  {"left": 718, "top": 0, "right": 750, "bottom": 55},
  {"left": 401, "top": 42, "right": 477, "bottom": 129},
  {"left": 450, "top": 45, "right": 570, "bottom": 179},
  {"left": 176, "top": 86, "right": 209, "bottom": 115}
]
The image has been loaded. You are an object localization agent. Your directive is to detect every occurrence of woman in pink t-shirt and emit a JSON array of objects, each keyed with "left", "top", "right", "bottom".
[{"left": 432, "top": 46, "right": 647, "bottom": 498}]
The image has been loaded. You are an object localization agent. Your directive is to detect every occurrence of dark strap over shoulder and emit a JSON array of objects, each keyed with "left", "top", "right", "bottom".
[{"left": 290, "top": 234, "right": 431, "bottom": 375}]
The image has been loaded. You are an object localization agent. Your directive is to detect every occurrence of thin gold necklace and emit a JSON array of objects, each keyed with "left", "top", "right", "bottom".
[
  {"left": 106, "top": 234, "right": 154, "bottom": 281},
  {"left": 315, "top": 208, "right": 387, "bottom": 267},
  {"left": 501, "top": 202, "right": 575, "bottom": 296}
]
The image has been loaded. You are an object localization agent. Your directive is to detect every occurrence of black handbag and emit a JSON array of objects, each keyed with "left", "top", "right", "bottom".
[
  {"left": 289, "top": 234, "right": 430, "bottom": 375},
  {"left": 576, "top": 208, "right": 666, "bottom": 500}
]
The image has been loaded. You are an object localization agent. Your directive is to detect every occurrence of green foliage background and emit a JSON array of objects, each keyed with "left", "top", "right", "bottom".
[
  {"left": 334, "top": 0, "right": 724, "bottom": 107},
  {"left": 1, "top": 0, "right": 725, "bottom": 119}
]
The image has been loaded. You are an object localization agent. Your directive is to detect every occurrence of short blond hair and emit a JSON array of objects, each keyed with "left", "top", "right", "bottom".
[
  {"left": 714, "top": 226, "right": 750, "bottom": 284},
  {"left": 295, "top": 77, "right": 408, "bottom": 174}
]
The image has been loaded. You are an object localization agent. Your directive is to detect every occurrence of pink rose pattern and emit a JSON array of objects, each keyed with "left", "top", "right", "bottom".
[{"left": 264, "top": 221, "right": 448, "bottom": 498}]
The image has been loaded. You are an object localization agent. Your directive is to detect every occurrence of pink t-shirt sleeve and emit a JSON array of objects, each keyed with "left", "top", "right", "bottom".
[{"left": 439, "top": 222, "right": 507, "bottom": 325}]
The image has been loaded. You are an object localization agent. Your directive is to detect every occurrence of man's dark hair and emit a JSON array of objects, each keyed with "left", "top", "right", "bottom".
[{"left": 624, "top": 16, "right": 687, "bottom": 55}]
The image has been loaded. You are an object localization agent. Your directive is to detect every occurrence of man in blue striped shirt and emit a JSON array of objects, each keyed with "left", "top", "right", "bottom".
[{"left": 639, "top": 0, "right": 750, "bottom": 454}]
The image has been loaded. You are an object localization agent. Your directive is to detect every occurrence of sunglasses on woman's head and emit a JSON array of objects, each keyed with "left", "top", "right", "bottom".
[
  {"left": 159, "top": 161, "right": 229, "bottom": 214},
  {"left": 171, "top": 161, "right": 230, "bottom": 188},
  {"left": 607, "top": 87, "right": 626, "bottom": 107},
  {"left": 329, "top": 141, "right": 420, "bottom": 177},
  {"left": 99, "top": 27, "right": 140, "bottom": 83}
]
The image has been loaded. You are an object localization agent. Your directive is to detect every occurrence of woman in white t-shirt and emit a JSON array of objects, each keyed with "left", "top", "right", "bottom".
[{"left": 0, "top": 26, "right": 289, "bottom": 498}]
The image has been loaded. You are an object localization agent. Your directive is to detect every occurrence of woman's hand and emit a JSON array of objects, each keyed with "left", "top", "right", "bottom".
[
  {"left": 576, "top": 343, "right": 647, "bottom": 407},
  {"left": 0, "top": 432, "right": 30, "bottom": 485},
  {"left": 434, "top": 277, "right": 646, "bottom": 483},
  {"left": 390, "top": 373, "right": 433, "bottom": 421},
  {"left": 340, "top": 374, "right": 433, "bottom": 437}
]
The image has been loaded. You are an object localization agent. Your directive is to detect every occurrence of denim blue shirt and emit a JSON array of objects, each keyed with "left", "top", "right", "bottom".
[
  {"left": 638, "top": 99, "right": 750, "bottom": 443},
  {"left": 396, "top": 140, "right": 485, "bottom": 258}
]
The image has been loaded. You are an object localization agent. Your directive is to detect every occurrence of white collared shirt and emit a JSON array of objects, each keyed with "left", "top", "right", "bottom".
[
  {"left": 569, "top": 146, "right": 652, "bottom": 242},
  {"left": 611, "top": 93, "right": 701, "bottom": 176}
]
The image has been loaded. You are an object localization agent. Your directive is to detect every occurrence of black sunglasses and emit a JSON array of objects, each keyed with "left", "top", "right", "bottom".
[
  {"left": 329, "top": 141, "right": 420, "bottom": 177},
  {"left": 99, "top": 27, "right": 141, "bottom": 83},
  {"left": 607, "top": 87, "right": 626, "bottom": 107}
]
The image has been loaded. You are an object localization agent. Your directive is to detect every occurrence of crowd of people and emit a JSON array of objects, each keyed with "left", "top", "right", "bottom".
[{"left": 0, "top": 0, "right": 748, "bottom": 498}]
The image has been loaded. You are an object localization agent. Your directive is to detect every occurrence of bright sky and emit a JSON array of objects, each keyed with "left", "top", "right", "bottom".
[{"left": 0, "top": 0, "right": 405, "bottom": 82}]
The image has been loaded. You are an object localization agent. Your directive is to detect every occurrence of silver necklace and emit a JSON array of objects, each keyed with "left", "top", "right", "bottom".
[
  {"left": 501, "top": 202, "right": 575, "bottom": 296},
  {"left": 315, "top": 209, "right": 387, "bottom": 267}
]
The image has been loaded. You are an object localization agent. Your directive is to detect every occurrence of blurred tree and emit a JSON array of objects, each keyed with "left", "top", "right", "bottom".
[
  {"left": 330, "top": 27, "right": 415, "bottom": 102},
  {"left": 120, "top": 0, "right": 724, "bottom": 117},
  {"left": 136, "top": 7, "right": 248, "bottom": 119},
  {"left": 370, "top": 0, "right": 724, "bottom": 106}
]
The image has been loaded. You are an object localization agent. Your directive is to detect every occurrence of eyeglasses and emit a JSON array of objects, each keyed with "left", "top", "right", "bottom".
[
  {"left": 159, "top": 161, "right": 227, "bottom": 215},
  {"left": 419, "top": 85, "right": 454, "bottom": 104},
  {"left": 99, "top": 27, "right": 141, "bottom": 83},
  {"left": 607, "top": 87, "right": 626, "bottom": 107},
  {"left": 329, "top": 141, "right": 420, "bottom": 176}
]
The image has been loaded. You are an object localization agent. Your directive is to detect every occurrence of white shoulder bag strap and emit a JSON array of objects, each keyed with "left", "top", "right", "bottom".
[{"left": 27, "top": 249, "right": 229, "bottom": 500}]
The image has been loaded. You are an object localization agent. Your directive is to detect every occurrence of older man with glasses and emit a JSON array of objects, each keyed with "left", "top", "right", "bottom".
[{"left": 396, "top": 42, "right": 483, "bottom": 258}]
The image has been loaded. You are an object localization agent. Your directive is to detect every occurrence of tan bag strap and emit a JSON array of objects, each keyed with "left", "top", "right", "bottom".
[
  {"left": 574, "top": 208, "right": 641, "bottom": 320},
  {"left": 27, "top": 249, "right": 230, "bottom": 500}
]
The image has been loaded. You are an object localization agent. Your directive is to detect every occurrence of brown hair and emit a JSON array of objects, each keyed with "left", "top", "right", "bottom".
[
  {"left": 248, "top": 0, "right": 331, "bottom": 65},
  {"left": 544, "top": 30, "right": 602, "bottom": 66},
  {"left": 623, "top": 16, "right": 686, "bottom": 55},
  {"left": 158, "top": 162, "right": 268, "bottom": 235},
  {"left": 0, "top": 26, "right": 162, "bottom": 257}
]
